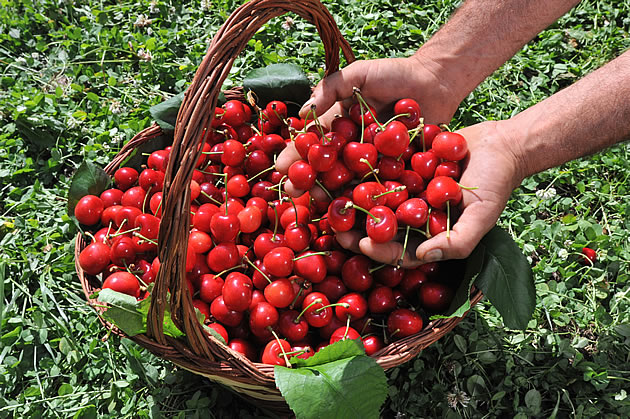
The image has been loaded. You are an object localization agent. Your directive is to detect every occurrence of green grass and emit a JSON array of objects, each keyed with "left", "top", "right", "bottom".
[{"left": 1, "top": 0, "right": 629, "bottom": 417}]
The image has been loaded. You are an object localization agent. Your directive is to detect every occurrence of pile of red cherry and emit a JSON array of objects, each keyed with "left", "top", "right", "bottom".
[{"left": 75, "top": 93, "right": 470, "bottom": 366}]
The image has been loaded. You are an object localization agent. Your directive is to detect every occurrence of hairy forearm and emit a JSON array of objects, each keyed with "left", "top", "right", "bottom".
[
  {"left": 414, "top": 0, "right": 580, "bottom": 103},
  {"left": 503, "top": 49, "right": 630, "bottom": 180}
]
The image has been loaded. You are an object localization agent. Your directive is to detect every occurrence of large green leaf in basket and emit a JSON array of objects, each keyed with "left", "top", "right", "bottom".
[
  {"left": 243, "top": 63, "right": 311, "bottom": 110},
  {"left": 149, "top": 91, "right": 226, "bottom": 133},
  {"left": 274, "top": 339, "right": 388, "bottom": 419},
  {"left": 431, "top": 225, "right": 536, "bottom": 331}
]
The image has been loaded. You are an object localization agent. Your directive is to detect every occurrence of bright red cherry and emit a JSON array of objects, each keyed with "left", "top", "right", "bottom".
[
  {"left": 102, "top": 271, "right": 140, "bottom": 298},
  {"left": 393, "top": 98, "right": 422, "bottom": 129},
  {"left": 74, "top": 195, "right": 104, "bottom": 226},
  {"left": 387, "top": 308, "right": 423, "bottom": 339},
  {"left": 78, "top": 242, "right": 111, "bottom": 275},
  {"left": 419, "top": 281, "right": 454, "bottom": 312},
  {"left": 373, "top": 121, "right": 409, "bottom": 157},
  {"left": 366, "top": 205, "right": 398, "bottom": 243},
  {"left": 396, "top": 198, "right": 429, "bottom": 228},
  {"left": 425, "top": 176, "right": 462, "bottom": 209},
  {"left": 432, "top": 132, "right": 468, "bottom": 161}
]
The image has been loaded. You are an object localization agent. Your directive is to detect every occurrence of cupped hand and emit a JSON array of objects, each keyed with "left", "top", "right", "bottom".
[{"left": 358, "top": 120, "right": 524, "bottom": 267}]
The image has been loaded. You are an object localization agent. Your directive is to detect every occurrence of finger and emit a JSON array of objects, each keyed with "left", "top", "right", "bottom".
[
  {"left": 299, "top": 61, "right": 367, "bottom": 119},
  {"left": 275, "top": 142, "right": 301, "bottom": 174},
  {"left": 283, "top": 178, "right": 306, "bottom": 198},
  {"left": 335, "top": 230, "right": 362, "bottom": 254},
  {"left": 415, "top": 203, "right": 498, "bottom": 263},
  {"left": 358, "top": 237, "right": 423, "bottom": 269}
]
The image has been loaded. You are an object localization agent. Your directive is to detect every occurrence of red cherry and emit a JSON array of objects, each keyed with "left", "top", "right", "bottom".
[
  {"left": 229, "top": 338, "right": 257, "bottom": 360},
  {"left": 373, "top": 121, "right": 409, "bottom": 157},
  {"left": 263, "top": 247, "right": 295, "bottom": 278},
  {"left": 198, "top": 274, "right": 224, "bottom": 304},
  {"left": 366, "top": 205, "right": 398, "bottom": 243},
  {"left": 192, "top": 299, "right": 211, "bottom": 322},
  {"left": 387, "top": 308, "right": 423, "bottom": 338},
  {"left": 307, "top": 143, "right": 337, "bottom": 172},
  {"left": 206, "top": 243, "right": 240, "bottom": 273},
  {"left": 362, "top": 335, "right": 385, "bottom": 356},
  {"left": 342, "top": 142, "right": 378, "bottom": 176},
  {"left": 110, "top": 237, "right": 136, "bottom": 266},
  {"left": 335, "top": 293, "right": 368, "bottom": 321},
  {"left": 253, "top": 233, "right": 286, "bottom": 259},
  {"left": 226, "top": 174, "right": 250, "bottom": 198},
  {"left": 100, "top": 188, "right": 123, "bottom": 208},
  {"left": 261, "top": 134, "right": 286, "bottom": 155},
  {"left": 138, "top": 168, "right": 165, "bottom": 192},
  {"left": 394, "top": 98, "right": 422, "bottom": 129},
  {"left": 221, "top": 139, "right": 246, "bottom": 167},
  {"left": 223, "top": 100, "right": 250, "bottom": 126},
  {"left": 327, "top": 197, "right": 356, "bottom": 232},
  {"left": 301, "top": 292, "right": 333, "bottom": 328},
  {"left": 329, "top": 326, "right": 361, "bottom": 344},
  {"left": 331, "top": 116, "right": 359, "bottom": 141},
  {"left": 432, "top": 132, "right": 468, "bottom": 161},
  {"left": 293, "top": 251, "right": 327, "bottom": 283},
  {"left": 368, "top": 286, "right": 397, "bottom": 314},
  {"left": 417, "top": 124, "right": 441, "bottom": 150},
  {"left": 341, "top": 255, "right": 373, "bottom": 292},
  {"left": 102, "top": 271, "right": 140, "bottom": 297},
  {"left": 434, "top": 161, "right": 462, "bottom": 179},
  {"left": 114, "top": 167, "right": 139, "bottom": 191},
  {"left": 378, "top": 157, "right": 404, "bottom": 180},
  {"left": 288, "top": 160, "right": 316, "bottom": 191},
  {"left": 147, "top": 149, "right": 170, "bottom": 172},
  {"left": 581, "top": 247, "right": 597, "bottom": 265},
  {"left": 278, "top": 310, "right": 309, "bottom": 342},
  {"left": 352, "top": 182, "right": 386, "bottom": 210},
  {"left": 249, "top": 301, "right": 279, "bottom": 330},
  {"left": 245, "top": 150, "right": 273, "bottom": 179},
  {"left": 398, "top": 170, "right": 425, "bottom": 195},
  {"left": 349, "top": 102, "right": 377, "bottom": 126},
  {"left": 281, "top": 117, "right": 305, "bottom": 138},
  {"left": 428, "top": 210, "right": 448, "bottom": 237},
  {"left": 396, "top": 198, "right": 429, "bottom": 228},
  {"left": 265, "top": 101, "right": 288, "bottom": 126},
  {"left": 210, "top": 295, "right": 243, "bottom": 327},
  {"left": 210, "top": 213, "right": 240, "bottom": 243},
  {"left": 261, "top": 339, "right": 291, "bottom": 366},
  {"left": 294, "top": 132, "right": 320, "bottom": 160},
  {"left": 313, "top": 276, "right": 347, "bottom": 302},
  {"left": 419, "top": 281, "right": 454, "bottom": 312},
  {"left": 206, "top": 322, "right": 228, "bottom": 343},
  {"left": 426, "top": 176, "right": 462, "bottom": 209},
  {"left": 78, "top": 242, "right": 111, "bottom": 275},
  {"left": 382, "top": 180, "right": 409, "bottom": 210},
  {"left": 284, "top": 222, "right": 311, "bottom": 252},
  {"left": 121, "top": 186, "right": 147, "bottom": 211},
  {"left": 237, "top": 206, "right": 263, "bottom": 234},
  {"left": 264, "top": 278, "right": 296, "bottom": 308},
  {"left": 399, "top": 268, "right": 428, "bottom": 298},
  {"left": 74, "top": 195, "right": 104, "bottom": 226},
  {"left": 320, "top": 160, "right": 353, "bottom": 192},
  {"left": 411, "top": 150, "right": 439, "bottom": 181},
  {"left": 374, "top": 265, "right": 404, "bottom": 288}
]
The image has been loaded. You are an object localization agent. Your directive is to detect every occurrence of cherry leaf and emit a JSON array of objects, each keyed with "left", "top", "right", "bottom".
[
  {"left": 473, "top": 226, "right": 536, "bottom": 330},
  {"left": 243, "top": 63, "right": 311, "bottom": 112},
  {"left": 67, "top": 161, "right": 111, "bottom": 216},
  {"left": 275, "top": 340, "right": 387, "bottom": 419}
]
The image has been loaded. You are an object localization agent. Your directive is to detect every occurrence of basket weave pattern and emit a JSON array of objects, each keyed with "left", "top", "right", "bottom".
[{"left": 76, "top": 0, "right": 482, "bottom": 408}]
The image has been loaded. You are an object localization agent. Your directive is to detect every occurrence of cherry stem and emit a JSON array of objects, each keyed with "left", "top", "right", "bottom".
[
  {"left": 286, "top": 195, "right": 299, "bottom": 226},
  {"left": 200, "top": 190, "right": 222, "bottom": 206},
  {"left": 277, "top": 175, "right": 287, "bottom": 202},
  {"left": 457, "top": 183, "right": 479, "bottom": 191},
  {"left": 141, "top": 185, "right": 152, "bottom": 212},
  {"left": 295, "top": 298, "right": 322, "bottom": 322},
  {"left": 283, "top": 349, "right": 307, "bottom": 357},
  {"left": 439, "top": 123, "right": 451, "bottom": 132},
  {"left": 83, "top": 231, "right": 97, "bottom": 242},
  {"left": 402, "top": 226, "right": 428, "bottom": 238},
  {"left": 269, "top": 328, "right": 292, "bottom": 367},
  {"left": 289, "top": 286, "right": 304, "bottom": 311},
  {"left": 397, "top": 225, "right": 410, "bottom": 269},
  {"left": 425, "top": 207, "right": 432, "bottom": 238},
  {"left": 247, "top": 165, "right": 275, "bottom": 183},
  {"left": 346, "top": 201, "right": 380, "bottom": 223},
  {"left": 221, "top": 173, "right": 229, "bottom": 216},
  {"left": 133, "top": 233, "right": 157, "bottom": 246},
  {"left": 201, "top": 151, "right": 224, "bottom": 155},
  {"left": 368, "top": 264, "right": 386, "bottom": 274},
  {"left": 372, "top": 185, "right": 406, "bottom": 199},
  {"left": 243, "top": 256, "right": 272, "bottom": 284},
  {"left": 214, "top": 263, "right": 247, "bottom": 278},
  {"left": 382, "top": 112, "right": 410, "bottom": 126},
  {"left": 309, "top": 104, "right": 327, "bottom": 138},
  {"left": 269, "top": 202, "right": 280, "bottom": 239},
  {"left": 343, "top": 314, "right": 352, "bottom": 339},
  {"left": 314, "top": 180, "right": 334, "bottom": 201},
  {"left": 419, "top": 118, "right": 426, "bottom": 152},
  {"left": 358, "top": 318, "right": 373, "bottom": 336},
  {"left": 359, "top": 158, "right": 381, "bottom": 184},
  {"left": 446, "top": 201, "right": 451, "bottom": 239},
  {"left": 114, "top": 218, "right": 127, "bottom": 236},
  {"left": 110, "top": 226, "right": 141, "bottom": 238},
  {"left": 293, "top": 251, "right": 330, "bottom": 262},
  {"left": 315, "top": 302, "right": 350, "bottom": 314},
  {"left": 353, "top": 87, "right": 384, "bottom": 130}
]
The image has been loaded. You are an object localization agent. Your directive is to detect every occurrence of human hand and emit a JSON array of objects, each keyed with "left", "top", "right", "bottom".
[{"left": 355, "top": 120, "right": 524, "bottom": 266}]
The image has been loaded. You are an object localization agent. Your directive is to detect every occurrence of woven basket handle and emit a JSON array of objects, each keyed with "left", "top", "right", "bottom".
[{"left": 148, "top": 0, "right": 355, "bottom": 357}]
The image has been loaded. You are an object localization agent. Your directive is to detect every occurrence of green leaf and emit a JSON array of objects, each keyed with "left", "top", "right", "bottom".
[
  {"left": 97, "top": 288, "right": 183, "bottom": 338},
  {"left": 149, "top": 92, "right": 185, "bottom": 132},
  {"left": 67, "top": 161, "right": 111, "bottom": 216},
  {"left": 97, "top": 289, "right": 145, "bottom": 336},
  {"left": 474, "top": 226, "right": 536, "bottom": 330},
  {"left": 275, "top": 349, "right": 387, "bottom": 419},
  {"left": 290, "top": 338, "right": 365, "bottom": 368},
  {"left": 243, "top": 63, "right": 311, "bottom": 111}
]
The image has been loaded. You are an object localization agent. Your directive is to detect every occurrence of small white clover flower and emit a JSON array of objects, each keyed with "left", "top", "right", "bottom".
[
  {"left": 535, "top": 187, "right": 556, "bottom": 200},
  {"left": 134, "top": 14, "right": 153, "bottom": 27},
  {"left": 447, "top": 389, "right": 471, "bottom": 409},
  {"left": 282, "top": 17, "right": 295, "bottom": 31},
  {"left": 201, "top": 0, "right": 211, "bottom": 11},
  {"left": 67, "top": 116, "right": 82, "bottom": 129},
  {"left": 109, "top": 100, "right": 123, "bottom": 115},
  {"left": 137, "top": 49, "right": 153, "bottom": 62},
  {"left": 557, "top": 248, "right": 569, "bottom": 260},
  {"left": 149, "top": 1, "right": 159, "bottom": 14}
]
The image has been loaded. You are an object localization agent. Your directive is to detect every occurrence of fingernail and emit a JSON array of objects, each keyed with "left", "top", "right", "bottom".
[
  {"left": 299, "top": 98, "right": 314, "bottom": 114},
  {"left": 423, "top": 249, "right": 443, "bottom": 262}
]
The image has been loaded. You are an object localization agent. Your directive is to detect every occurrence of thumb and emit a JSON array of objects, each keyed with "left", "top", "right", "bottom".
[
  {"left": 415, "top": 206, "right": 496, "bottom": 263},
  {"left": 299, "top": 61, "right": 368, "bottom": 119}
]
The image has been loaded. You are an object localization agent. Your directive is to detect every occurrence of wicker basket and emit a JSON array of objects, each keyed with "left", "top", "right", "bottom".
[{"left": 76, "top": 0, "right": 483, "bottom": 413}]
